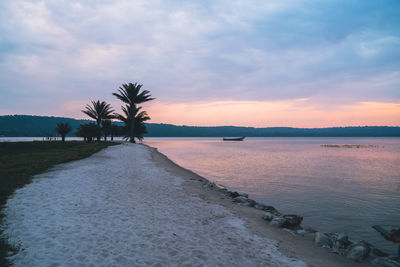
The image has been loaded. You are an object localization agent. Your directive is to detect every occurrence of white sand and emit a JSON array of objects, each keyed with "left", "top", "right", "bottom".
[{"left": 2, "top": 143, "right": 306, "bottom": 266}]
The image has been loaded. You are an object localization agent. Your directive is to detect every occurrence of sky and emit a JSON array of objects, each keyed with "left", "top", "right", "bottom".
[{"left": 0, "top": 0, "right": 399, "bottom": 127}]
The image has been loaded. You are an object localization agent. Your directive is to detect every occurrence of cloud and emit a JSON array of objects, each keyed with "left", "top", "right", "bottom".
[{"left": 0, "top": 0, "right": 399, "bottom": 126}]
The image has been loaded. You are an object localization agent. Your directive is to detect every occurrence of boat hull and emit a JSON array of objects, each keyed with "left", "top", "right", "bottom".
[{"left": 222, "top": 137, "right": 245, "bottom": 141}]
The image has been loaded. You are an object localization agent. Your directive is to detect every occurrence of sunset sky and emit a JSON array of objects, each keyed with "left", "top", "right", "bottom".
[{"left": 0, "top": 0, "right": 399, "bottom": 127}]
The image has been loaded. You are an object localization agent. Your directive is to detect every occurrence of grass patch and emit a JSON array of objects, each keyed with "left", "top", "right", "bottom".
[{"left": 0, "top": 141, "right": 119, "bottom": 266}]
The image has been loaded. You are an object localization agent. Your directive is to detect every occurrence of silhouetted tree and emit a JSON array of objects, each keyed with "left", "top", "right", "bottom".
[
  {"left": 55, "top": 122, "right": 72, "bottom": 142},
  {"left": 76, "top": 123, "right": 101, "bottom": 143},
  {"left": 110, "top": 123, "right": 123, "bottom": 141},
  {"left": 114, "top": 105, "right": 150, "bottom": 141},
  {"left": 75, "top": 125, "right": 87, "bottom": 142},
  {"left": 82, "top": 100, "right": 114, "bottom": 141},
  {"left": 113, "top": 83, "right": 154, "bottom": 142},
  {"left": 102, "top": 119, "right": 112, "bottom": 141}
]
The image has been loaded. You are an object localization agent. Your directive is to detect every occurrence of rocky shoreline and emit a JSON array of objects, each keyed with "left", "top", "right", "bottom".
[{"left": 203, "top": 181, "right": 400, "bottom": 266}]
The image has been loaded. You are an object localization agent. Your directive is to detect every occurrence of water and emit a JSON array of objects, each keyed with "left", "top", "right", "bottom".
[
  {"left": 145, "top": 137, "right": 400, "bottom": 255},
  {"left": 0, "top": 137, "right": 125, "bottom": 142}
]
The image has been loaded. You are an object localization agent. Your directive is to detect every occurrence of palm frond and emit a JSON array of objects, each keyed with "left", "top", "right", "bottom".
[{"left": 82, "top": 100, "right": 114, "bottom": 125}]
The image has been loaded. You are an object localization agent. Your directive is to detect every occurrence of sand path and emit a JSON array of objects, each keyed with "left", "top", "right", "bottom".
[{"left": 2, "top": 143, "right": 306, "bottom": 266}]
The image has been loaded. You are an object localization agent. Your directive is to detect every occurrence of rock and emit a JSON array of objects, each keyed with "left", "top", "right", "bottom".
[
  {"left": 268, "top": 214, "right": 303, "bottom": 228},
  {"left": 232, "top": 196, "right": 247, "bottom": 203},
  {"left": 266, "top": 207, "right": 282, "bottom": 216},
  {"left": 221, "top": 191, "right": 243, "bottom": 198},
  {"left": 238, "top": 192, "right": 248, "bottom": 198},
  {"left": 262, "top": 212, "right": 274, "bottom": 221},
  {"left": 254, "top": 203, "right": 267, "bottom": 210},
  {"left": 270, "top": 217, "right": 287, "bottom": 227},
  {"left": 336, "top": 232, "right": 349, "bottom": 242},
  {"left": 253, "top": 204, "right": 281, "bottom": 216},
  {"left": 346, "top": 241, "right": 370, "bottom": 262},
  {"left": 232, "top": 196, "right": 256, "bottom": 207},
  {"left": 330, "top": 232, "right": 352, "bottom": 249},
  {"left": 217, "top": 188, "right": 228, "bottom": 193},
  {"left": 282, "top": 214, "right": 303, "bottom": 228},
  {"left": 229, "top": 191, "right": 240, "bottom": 198},
  {"left": 372, "top": 256, "right": 400, "bottom": 267},
  {"left": 244, "top": 200, "right": 256, "bottom": 207},
  {"left": 203, "top": 182, "right": 217, "bottom": 190},
  {"left": 296, "top": 229, "right": 312, "bottom": 236},
  {"left": 314, "top": 232, "right": 333, "bottom": 248},
  {"left": 246, "top": 199, "right": 257, "bottom": 207}
]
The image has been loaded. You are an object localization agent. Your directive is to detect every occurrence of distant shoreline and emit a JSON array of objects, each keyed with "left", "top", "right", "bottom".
[{"left": 1, "top": 115, "right": 400, "bottom": 137}]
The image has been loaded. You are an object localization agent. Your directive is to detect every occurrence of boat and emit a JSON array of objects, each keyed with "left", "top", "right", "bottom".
[{"left": 222, "top": 136, "right": 245, "bottom": 141}]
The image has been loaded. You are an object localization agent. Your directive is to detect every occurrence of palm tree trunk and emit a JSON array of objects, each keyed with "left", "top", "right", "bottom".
[
  {"left": 62, "top": 135, "right": 65, "bottom": 142},
  {"left": 130, "top": 118, "right": 135, "bottom": 143},
  {"left": 97, "top": 120, "right": 101, "bottom": 141}
]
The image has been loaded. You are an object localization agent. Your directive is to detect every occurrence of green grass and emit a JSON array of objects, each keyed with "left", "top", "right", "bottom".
[{"left": 0, "top": 141, "right": 119, "bottom": 267}]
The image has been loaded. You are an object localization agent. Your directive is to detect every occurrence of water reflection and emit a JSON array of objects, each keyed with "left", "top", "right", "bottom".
[{"left": 145, "top": 137, "right": 400, "bottom": 255}]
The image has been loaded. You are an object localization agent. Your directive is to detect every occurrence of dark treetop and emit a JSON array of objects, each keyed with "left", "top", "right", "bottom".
[{"left": 1, "top": 115, "right": 399, "bottom": 137}]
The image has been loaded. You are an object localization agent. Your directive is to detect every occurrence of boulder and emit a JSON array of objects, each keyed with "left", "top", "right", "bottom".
[
  {"left": 229, "top": 191, "right": 240, "bottom": 198},
  {"left": 268, "top": 214, "right": 303, "bottom": 228},
  {"left": 203, "top": 182, "right": 217, "bottom": 190},
  {"left": 262, "top": 212, "right": 274, "bottom": 221},
  {"left": 346, "top": 241, "right": 370, "bottom": 262},
  {"left": 246, "top": 199, "right": 257, "bottom": 207},
  {"left": 253, "top": 204, "right": 281, "bottom": 216},
  {"left": 254, "top": 203, "right": 267, "bottom": 210},
  {"left": 232, "top": 196, "right": 256, "bottom": 207},
  {"left": 314, "top": 232, "right": 333, "bottom": 248},
  {"left": 232, "top": 196, "right": 247, "bottom": 203},
  {"left": 270, "top": 217, "right": 287, "bottom": 227},
  {"left": 238, "top": 192, "right": 249, "bottom": 198},
  {"left": 282, "top": 215, "right": 303, "bottom": 228},
  {"left": 296, "top": 229, "right": 313, "bottom": 236},
  {"left": 330, "top": 232, "right": 352, "bottom": 249}
]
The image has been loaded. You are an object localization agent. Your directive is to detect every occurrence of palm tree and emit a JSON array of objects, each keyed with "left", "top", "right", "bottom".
[
  {"left": 102, "top": 119, "right": 112, "bottom": 141},
  {"left": 133, "top": 113, "right": 150, "bottom": 141},
  {"left": 113, "top": 83, "right": 154, "bottom": 142},
  {"left": 55, "top": 122, "right": 72, "bottom": 142},
  {"left": 82, "top": 100, "right": 114, "bottom": 141},
  {"left": 113, "top": 83, "right": 154, "bottom": 106},
  {"left": 114, "top": 105, "right": 150, "bottom": 142}
]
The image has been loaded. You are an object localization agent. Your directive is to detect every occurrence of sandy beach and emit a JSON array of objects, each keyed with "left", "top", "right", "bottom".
[{"left": 1, "top": 143, "right": 371, "bottom": 266}]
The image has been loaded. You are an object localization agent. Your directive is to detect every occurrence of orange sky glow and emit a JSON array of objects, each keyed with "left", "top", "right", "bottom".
[
  {"left": 143, "top": 100, "right": 400, "bottom": 128},
  {"left": 21, "top": 98, "right": 399, "bottom": 128}
]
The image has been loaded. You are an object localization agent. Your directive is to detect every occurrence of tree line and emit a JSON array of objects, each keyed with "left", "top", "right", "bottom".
[{"left": 56, "top": 82, "right": 154, "bottom": 143}]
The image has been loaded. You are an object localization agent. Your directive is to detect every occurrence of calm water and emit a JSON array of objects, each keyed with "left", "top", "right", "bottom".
[
  {"left": 145, "top": 137, "right": 400, "bottom": 255},
  {"left": 0, "top": 137, "right": 125, "bottom": 142}
]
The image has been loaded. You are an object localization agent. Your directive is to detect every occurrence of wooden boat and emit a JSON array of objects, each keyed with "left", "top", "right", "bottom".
[{"left": 222, "top": 136, "right": 245, "bottom": 141}]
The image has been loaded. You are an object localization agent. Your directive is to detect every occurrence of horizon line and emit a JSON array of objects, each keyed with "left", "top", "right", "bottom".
[{"left": 1, "top": 114, "right": 400, "bottom": 129}]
